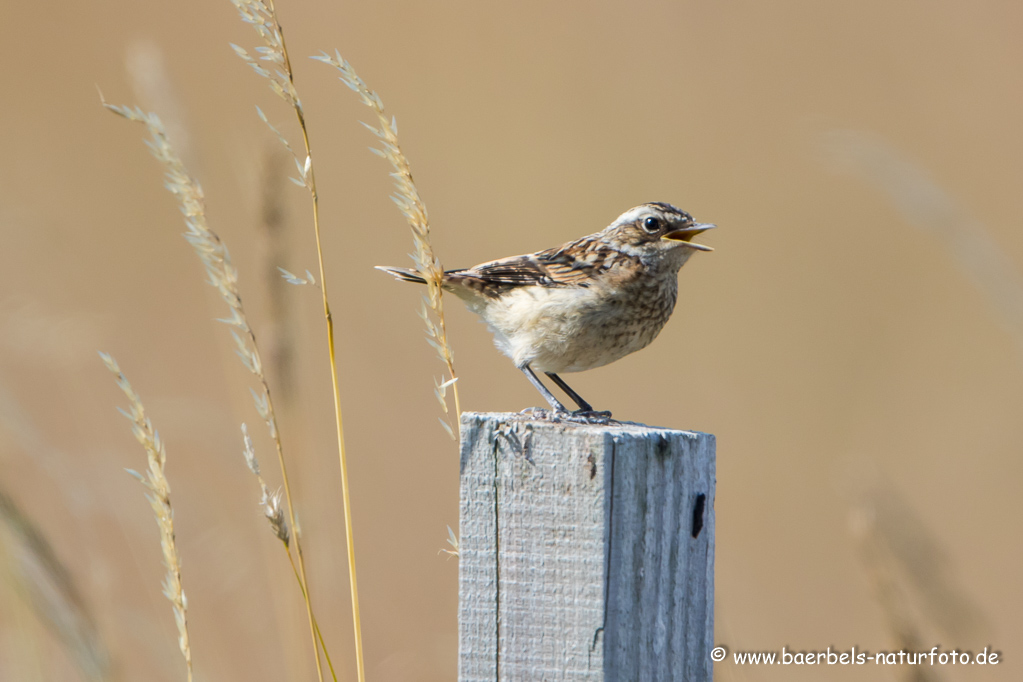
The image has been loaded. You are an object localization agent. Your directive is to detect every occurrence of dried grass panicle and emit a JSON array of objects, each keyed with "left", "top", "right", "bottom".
[
  {"left": 101, "top": 105, "right": 245, "bottom": 348},
  {"left": 101, "top": 101, "right": 291, "bottom": 512},
  {"left": 262, "top": 488, "right": 289, "bottom": 546},
  {"left": 228, "top": 3, "right": 358, "bottom": 680},
  {"left": 230, "top": 1, "right": 302, "bottom": 111},
  {"left": 278, "top": 267, "right": 316, "bottom": 286},
  {"left": 99, "top": 352, "right": 192, "bottom": 682},
  {"left": 232, "top": 5, "right": 454, "bottom": 677},
  {"left": 440, "top": 525, "right": 459, "bottom": 559},
  {"left": 125, "top": 40, "right": 193, "bottom": 169},
  {"left": 229, "top": 0, "right": 312, "bottom": 193},
  {"left": 240, "top": 430, "right": 339, "bottom": 682},
  {"left": 103, "top": 97, "right": 327, "bottom": 680},
  {"left": 316, "top": 51, "right": 461, "bottom": 436},
  {"left": 241, "top": 423, "right": 290, "bottom": 546}
]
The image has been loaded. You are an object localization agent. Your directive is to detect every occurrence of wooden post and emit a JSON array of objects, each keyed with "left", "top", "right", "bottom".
[{"left": 459, "top": 412, "right": 716, "bottom": 681}]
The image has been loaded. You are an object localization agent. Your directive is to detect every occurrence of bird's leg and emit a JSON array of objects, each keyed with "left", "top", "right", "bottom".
[
  {"left": 519, "top": 365, "right": 569, "bottom": 414},
  {"left": 544, "top": 372, "right": 595, "bottom": 412},
  {"left": 546, "top": 372, "right": 613, "bottom": 420}
]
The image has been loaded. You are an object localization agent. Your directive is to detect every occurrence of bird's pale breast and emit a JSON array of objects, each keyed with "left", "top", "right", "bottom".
[{"left": 464, "top": 272, "right": 679, "bottom": 374}]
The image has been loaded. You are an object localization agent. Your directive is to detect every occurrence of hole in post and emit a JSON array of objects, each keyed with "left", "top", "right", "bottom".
[{"left": 691, "top": 493, "right": 707, "bottom": 538}]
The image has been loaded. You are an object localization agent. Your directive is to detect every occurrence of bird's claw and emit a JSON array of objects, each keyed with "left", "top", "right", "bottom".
[
  {"left": 520, "top": 407, "right": 614, "bottom": 425},
  {"left": 567, "top": 409, "right": 614, "bottom": 425}
]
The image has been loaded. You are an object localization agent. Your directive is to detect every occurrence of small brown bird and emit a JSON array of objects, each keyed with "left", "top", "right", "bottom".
[{"left": 378, "top": 202, "right": 714, "bottom": 417}]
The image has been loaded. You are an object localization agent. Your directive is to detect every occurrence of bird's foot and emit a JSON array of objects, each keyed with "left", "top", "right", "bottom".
[
  {"left": 566, "top": 409, "right": 614, "bottom": 425},
  {"left": 520, "top": 407, "right": 614, "bottom": 425}
]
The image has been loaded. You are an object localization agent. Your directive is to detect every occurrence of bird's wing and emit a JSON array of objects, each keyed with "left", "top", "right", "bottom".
[
  {"left": 448, "top": 236, "right": 614, "bottom": 294},
  {"left": 458, "top": 254, "right": 558, "bottom": 286},
  {"left": 536, "top": 237, "right": 617, "bottom": 285}
]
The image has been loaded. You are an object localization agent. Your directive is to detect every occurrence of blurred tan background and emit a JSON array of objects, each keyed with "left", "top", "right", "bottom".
[{"left": 1, "top": 0, "right": 1021, "bottom": 680}]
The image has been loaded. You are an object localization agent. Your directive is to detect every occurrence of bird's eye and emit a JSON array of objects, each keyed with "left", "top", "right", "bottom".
[{"left": 643, "top": 217, "right": 660, "bottom": 231}]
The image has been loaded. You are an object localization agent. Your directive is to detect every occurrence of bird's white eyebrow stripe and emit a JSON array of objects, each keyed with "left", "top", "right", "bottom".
[
  {"left": 613, "top": 206, "right": 653, "bottom": 225},
  {"left": 611, "top": 203, "right": 685, "bottom": 227}
]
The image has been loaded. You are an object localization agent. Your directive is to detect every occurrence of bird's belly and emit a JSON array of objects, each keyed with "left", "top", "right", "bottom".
[{"left": 478, "top": 283, "right": 674, "bottom": 374}]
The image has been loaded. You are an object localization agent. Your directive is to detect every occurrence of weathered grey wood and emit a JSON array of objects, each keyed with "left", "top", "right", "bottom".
[{"left": 459, "top": 412, "right": 715, "bottom": 682}]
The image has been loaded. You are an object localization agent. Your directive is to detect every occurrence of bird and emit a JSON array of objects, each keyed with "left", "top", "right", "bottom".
[{"left": 377, "top": 202, "right": 714, "bottom": 419}]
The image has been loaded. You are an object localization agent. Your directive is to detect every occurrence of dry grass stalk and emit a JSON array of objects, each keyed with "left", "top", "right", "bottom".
[
  {"left": 850, "top": 485, "right": 988, "bottom": 682},
  {"left": 101, "top": 99, "right": 326, "bottom": 680},
  {"left": 822, "top": 130, "right": 1023, "bottom": 358},
  {"left": 852, "top": 515, "right": 939, "bottom": 682},
  {"left": 852, "top": 486, "right": 987, "bottom": 640},
  {"left": 0, "top": 489, "right": 111, "bottom": 682},
  {"left": 229, "top": 3, "right": 365, "bottom": 680},
  {"left": 316, "top": 50, "right": 462, "bottom": 440},
  {"left": 240, "top": 424, "right": 338, "bottom": 681},
  {"left": 99, "top": 352, "right": 192, "bottom": 682}
]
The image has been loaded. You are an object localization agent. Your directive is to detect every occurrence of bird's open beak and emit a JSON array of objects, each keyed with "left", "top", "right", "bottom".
[{"left": 663, "top": 223, "right": 715, "bottom": 251}]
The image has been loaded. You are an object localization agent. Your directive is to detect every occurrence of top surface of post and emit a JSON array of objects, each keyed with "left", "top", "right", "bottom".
[
  {"left": 460, "top": 411, "right": 709, "bottom": 434},
  {"left": 458, "top": 411, "right": 712, "bottom": 471},
  {"left": 460, "top": 411, "right": 707, "bottom": 447}
]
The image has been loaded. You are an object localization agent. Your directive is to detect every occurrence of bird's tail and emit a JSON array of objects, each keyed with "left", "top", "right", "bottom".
[{"left": 375, "top": 266, "right": 428, "bottom": 284}]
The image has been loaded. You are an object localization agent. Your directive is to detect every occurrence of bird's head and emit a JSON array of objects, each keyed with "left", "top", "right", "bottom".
[{"left": 606, "top": 203, "right": 715, "bottom": 260}]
